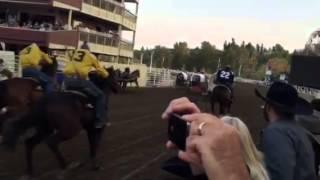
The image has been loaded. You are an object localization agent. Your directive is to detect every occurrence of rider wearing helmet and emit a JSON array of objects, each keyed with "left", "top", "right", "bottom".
[
  {"left": 122, "top": 67, "right": 131, "bottom": 80},
  {"left": 20, "top": 43, "right": 54, "bottom": 93},
  {"left": 216, "top": 65, "right": 235, "bottom": 94},
  {"left": 63, "top": 49, "right": 109, "bottom": 129}
]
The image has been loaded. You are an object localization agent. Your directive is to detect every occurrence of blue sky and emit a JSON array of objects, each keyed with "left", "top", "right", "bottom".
[{"left": 133, "top": 0, "right": 320, "bottom": 51}]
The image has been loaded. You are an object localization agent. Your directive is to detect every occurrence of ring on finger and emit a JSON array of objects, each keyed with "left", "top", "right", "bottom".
[{"left": 197, "top": 122, "right": 207, "bottom": 135}]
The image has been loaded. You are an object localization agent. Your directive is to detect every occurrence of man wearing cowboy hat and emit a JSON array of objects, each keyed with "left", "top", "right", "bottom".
[{"left": 255, "top": 81, "right": 317, "bottom": 180}]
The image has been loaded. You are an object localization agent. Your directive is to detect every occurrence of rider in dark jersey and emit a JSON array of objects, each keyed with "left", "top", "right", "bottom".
[{"left": 216, "top": 65, "right": 235, "bottom": 95}]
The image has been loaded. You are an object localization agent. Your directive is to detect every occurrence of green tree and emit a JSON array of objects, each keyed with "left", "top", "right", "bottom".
[{"left": 171, "top": 42, "right": 189, "bottom": 69}]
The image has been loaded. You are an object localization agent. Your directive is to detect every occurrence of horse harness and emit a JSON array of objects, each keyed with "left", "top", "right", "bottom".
[{"left": 23, "top": 77, "right": 95, "bottom": 109}]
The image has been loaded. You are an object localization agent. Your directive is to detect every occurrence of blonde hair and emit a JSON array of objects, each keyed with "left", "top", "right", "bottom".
[{"left": 222, "top": 116, "right": 270, "bottom": 180}]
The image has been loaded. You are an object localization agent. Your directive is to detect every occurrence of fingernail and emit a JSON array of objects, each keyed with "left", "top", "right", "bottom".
[{"left": 182, "top": 114, "right": 192, "bottom": 120}]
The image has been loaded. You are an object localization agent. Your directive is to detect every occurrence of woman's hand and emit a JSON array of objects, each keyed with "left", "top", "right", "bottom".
[
  {"left": 162, "top": 97, "right": 200, "bottom": 120},
  {"left": 179, "top": 113, "right": 250, "bottom": 180}
]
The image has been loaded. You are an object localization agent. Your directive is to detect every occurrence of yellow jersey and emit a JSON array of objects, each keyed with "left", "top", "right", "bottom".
[
  {"left": 19, "top": 43, "right": 52, "bottom": 69},
  {"left": 63, "top": 49, "right": 108, "bottom": 79}
]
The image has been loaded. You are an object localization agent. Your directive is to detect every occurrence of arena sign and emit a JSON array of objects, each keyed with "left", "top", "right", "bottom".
[{"left": 290, "top": 55, "right": 320, "bottom": 90}]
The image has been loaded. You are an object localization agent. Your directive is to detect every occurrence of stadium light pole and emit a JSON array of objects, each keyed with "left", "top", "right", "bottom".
[
  {"left": 238, "top": 64, "right": 243, "bottom": 77},
  {"left": 140, "top": 52, "right": 144, "bottom": 64},
  {"left": 149, "top": 50, "right": 154, "bottom": 72},
  {"left": 216, "top": 58, "right": 221, "bottom": 72},
  {"left": 161, "top": 57, "right": 165, "bottom": 68}
]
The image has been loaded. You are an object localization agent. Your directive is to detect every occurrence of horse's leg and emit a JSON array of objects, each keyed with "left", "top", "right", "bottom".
[
  {"left": 46, "top": 134, "right": 67, "bottom": 170},
  {"left": 210, "top": 97, "right": 215, "bottom": 114},
  {"left": 24, "top": 130, "right": 47, "bottom": 179},
  {"left": 136, "top": 80, "right": 139, "bottom": 88},
  {"left": 211, "top": 102, "right": 215, "bottom": 115},
  {"left": 227, "top": 100, "right": 232, "bottom": 114},
  {"left": 87, "top": 127, "right": 104, "bottom": 171},
  {"left": 46, "top": 133, "right": 69, "bottom": 179}
]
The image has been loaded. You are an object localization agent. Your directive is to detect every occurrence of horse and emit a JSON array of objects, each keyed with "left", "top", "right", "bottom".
[
  {"left": 0, "top": 58, "right": 58, "bottom": 132},
  {"left": 1, "top": 67, "right": 119, "bottom": 179},
  {"left": 175, "top": 73, "right": 188, "bottom": 87},
  {"left": 209, "top": 84, "right": 233, "bottom": 116},
  {"left": 122, "top": 70, "right": 140, "bottom": 90}
]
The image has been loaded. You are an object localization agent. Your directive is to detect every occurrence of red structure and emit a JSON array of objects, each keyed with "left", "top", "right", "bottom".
[{"left": 0, "top": 0, "right": 139, "bottom": 62}]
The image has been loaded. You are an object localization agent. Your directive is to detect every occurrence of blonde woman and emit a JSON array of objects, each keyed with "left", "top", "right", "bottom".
[{"left": 222, "top": 116, "right": 270, "bottom": 180}]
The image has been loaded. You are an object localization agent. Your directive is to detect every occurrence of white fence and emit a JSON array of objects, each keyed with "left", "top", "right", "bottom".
[
  {"left": 146, "top": 68, "right": 179, "bottom": 87},
  {"left": 145, "top": 68, "right": 213, "bottom": 88},
  {"left": 236, "top": 77, "right": 320, "bottom": 100}
]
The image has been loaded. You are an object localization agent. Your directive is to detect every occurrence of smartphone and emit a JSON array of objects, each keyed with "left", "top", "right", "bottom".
[{"left": 168, "top": 113, "right": 188, "bottom": 150}]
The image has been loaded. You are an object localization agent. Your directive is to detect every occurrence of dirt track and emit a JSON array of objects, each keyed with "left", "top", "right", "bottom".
[{"left": 0, "top": 83, "right": 267, "bottom": 180}]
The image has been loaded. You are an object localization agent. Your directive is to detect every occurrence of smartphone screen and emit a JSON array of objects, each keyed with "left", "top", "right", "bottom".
[{"left": 168, "top": 113, "right": 188, "bottom": 150}]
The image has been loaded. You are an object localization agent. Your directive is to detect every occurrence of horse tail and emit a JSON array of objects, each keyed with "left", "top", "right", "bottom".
[{"left": 0, "top": 81, "right": 7, "bottom": 107}]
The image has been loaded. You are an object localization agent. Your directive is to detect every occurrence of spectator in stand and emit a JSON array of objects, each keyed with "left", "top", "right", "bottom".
[
  {"left": 21, "top": 22, "right": 28, "bottom": 28},
  {"left": 0, "top": 42, "right": 5, "bottom": 50},
  {"left": 33, "top": 22, "right": 40, "bottom": 29},
  {"left": 63, "top": 24, "right": 68, "bottom": 30},
  {"left": 0, "top": 18, "right": 5, "bottom": 25},
  {"left": 256, "top": 81, "right": 316, "bottom": 180},
  {"left": 27, "top": 20, "right": 33, "bottom": 28},
  {"left": 7, "top": 13, "right": 17, "bottom": 27},
  {"left": 162, "top": 98, "right": 250, "bottom": 180},
  {"left": 39, "top": 23, "right": 45, "bottom": 31},
  {"left": 52, "top": 22, "right": 60, "bottom": 30},
  {"left": 80, "top": 41, "right": 90, "bottom": 50}
]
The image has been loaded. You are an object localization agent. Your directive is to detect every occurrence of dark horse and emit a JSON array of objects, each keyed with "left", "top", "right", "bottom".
[
  {"left": 175, "top": 73, "right": 188, "bottom": 87},
  {"left": 121, "top": 70, "right": 140, "bottom": 90},
  {"left": 209, "top": 85, "right": 233, "bottom": 116},
  {"left": 0, "top": 58, "right": 58, "bottom": 131},
  {"left": 1, "top": 67, "right": 119, "bottom": 179}
]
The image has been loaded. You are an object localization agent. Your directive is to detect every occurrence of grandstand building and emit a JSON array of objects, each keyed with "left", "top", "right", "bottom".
[{"left": 0, "top": 0, "right": 139, "bottom": 63}]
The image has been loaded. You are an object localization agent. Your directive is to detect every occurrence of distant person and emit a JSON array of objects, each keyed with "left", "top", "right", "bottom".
[
  {"left": 122, "top": 67, "right": 130, "bottom": 80},
  {"left": 256, "top": 81, "right": 316, "bottom": 180},
  {"left": 81, "top": 41, "right": 90, "bottom": 50},
  {"left": 216, "top": 65, "right": 234, "bottom": 88}
]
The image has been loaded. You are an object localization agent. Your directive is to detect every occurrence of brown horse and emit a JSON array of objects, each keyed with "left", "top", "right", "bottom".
[
  {"left": 121, "top": 69, "right": 140, "bottom": 90},
  {"left": 0, "top": 59, "right": 58, "bottom": 132},
  {"left": 209, "top": 85, "right": 233, "bottom": 116},
  {"left": 1, "top": 67, "right": 119, "bottom": 179}
]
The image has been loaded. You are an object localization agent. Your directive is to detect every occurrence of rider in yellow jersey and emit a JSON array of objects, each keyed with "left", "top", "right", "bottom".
[
  {"left": 63, "top": 49, "right": 109, "bottom": 129},
  {"left": 19, "top": 43, "right": 54, "bottom": 93}
]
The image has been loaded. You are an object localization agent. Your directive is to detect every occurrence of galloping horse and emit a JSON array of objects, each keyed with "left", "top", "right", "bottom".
[
  {"left": 1, "top": 67, "right": 119, "bottom": 179},
  {"left": 121, "top": 70, "right": 140, "bottom": 90},
  {"left": 0, "top": 58, "right": 58, "bottom": 131},
  {"left": 209, "top": 84, "right": 233, "bottom": 116},
  {"left": 176, "top": 72, "right": 188, "bottom": 87}
]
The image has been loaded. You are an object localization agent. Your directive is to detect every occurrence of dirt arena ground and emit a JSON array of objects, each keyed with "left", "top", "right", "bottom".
[{"left": 0, "top": 82, "right": 267, "bottom": 180}]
